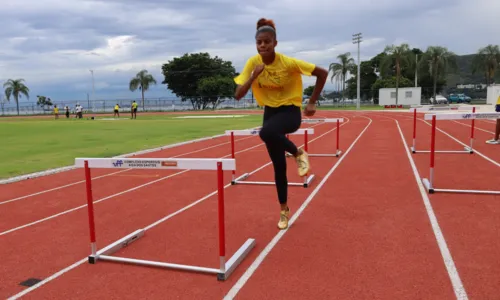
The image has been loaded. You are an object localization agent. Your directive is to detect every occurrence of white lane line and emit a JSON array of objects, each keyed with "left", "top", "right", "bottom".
[
  {"left": 395, "top": 119, "right": 468, "bottom": 300},
  {"left": 5, "top": 116, "right": 349, "bottom": 299},
  {"left": 223, "top": 116, "right": 372, "bottom": 300},
  {"left": 0, "top": 135, "right": 256, "bottom": 206},
  {"left": 452, "top": 120, "right": 495, "bottom": 134}
]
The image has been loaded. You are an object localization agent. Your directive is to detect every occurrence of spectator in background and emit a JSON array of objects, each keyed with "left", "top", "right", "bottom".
[
  {"left": 131, "top": 101, "right": 138, "bottom": 119},
  {"left": 65, "top": 106, "right": 70, "bottom": 118},
  {"left": 75, "top": 104, "right": 83, "bottom": 119},
  {"left": 486, "top": 95, "right": 500, "bottom": 144},
  {"left": 114, "top": 103, "right": 120, "bottom": 118},
  {"left": 53, "top": 105, "right": 59, "bottom": 119}
]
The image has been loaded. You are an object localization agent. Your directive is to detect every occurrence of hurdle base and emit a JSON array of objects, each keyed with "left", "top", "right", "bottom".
[
  {"left": 89, "top": 229, "right": 145, "bottom": 264},
  {"left": 422, "top": 178, "right": 500, "bottom": 195},
  {"left": 89, "top": 229, "right": 255, "bottom": 281},
  {"left": 309, "top": 150, "right": 342, "bottom": 157},
  {"left": 422, "top": 178, "right": 434, "bottom": 194},
  {"left": 232, "top": 172, "right": 315, "bottom": 188},
  {"left": 412, "top": 146, "right": 473, "bottom": 154},
  {"left": 217, "top": 238, "right": 256, "bottom": 281},
  {"left": 287, "top": 150, "right": 342, "bottom": 158}
]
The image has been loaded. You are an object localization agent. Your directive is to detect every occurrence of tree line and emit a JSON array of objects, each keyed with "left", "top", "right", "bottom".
[
  {"left": 3, "top": 43, "right": 499, "bottom": 115},
  {"left": 320, "top": 43, "right": 500, "bottom": 105}
]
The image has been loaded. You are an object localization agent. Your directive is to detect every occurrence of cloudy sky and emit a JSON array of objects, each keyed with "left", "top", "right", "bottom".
[{"left": 0, "top": 0, "right": 498, "bottom": 106}]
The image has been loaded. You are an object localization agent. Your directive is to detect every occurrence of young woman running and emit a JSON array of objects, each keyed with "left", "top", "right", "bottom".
[{"left": 234, "top": 18, "right": 328, "bottom": 230}]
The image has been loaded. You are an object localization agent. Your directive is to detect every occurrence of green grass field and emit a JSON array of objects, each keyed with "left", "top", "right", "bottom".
[{"left": 0, "top": 114, "right": 262, "bottom": 179}]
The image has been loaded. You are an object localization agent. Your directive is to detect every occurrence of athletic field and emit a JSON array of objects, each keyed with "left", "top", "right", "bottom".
[{"left": 1, "top": 108, "right": 499, "bottom": 300}]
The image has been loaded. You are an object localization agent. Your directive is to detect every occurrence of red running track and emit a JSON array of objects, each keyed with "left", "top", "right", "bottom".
[
  {"left": 2, "top": 111, "right": 500, "bottom": 300},
  {"left": 0, "top": 112, "right": 350, "bottom": 298}
]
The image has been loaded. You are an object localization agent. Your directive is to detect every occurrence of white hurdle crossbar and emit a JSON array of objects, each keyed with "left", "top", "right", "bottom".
[
  {"left": 409, "top": 106, "right": 479, "bottom": 154},
  {"left": 225, "top": 128, "right": 316, "bottom": 188},
  {"left": 75, "top": 157, "right": 256, "bottom": 281},
  {"left": 421, "top": 112, "right": 500, "bottom": 195}
]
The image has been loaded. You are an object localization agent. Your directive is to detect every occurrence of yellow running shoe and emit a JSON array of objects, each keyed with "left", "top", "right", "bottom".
[
  {"left": 295, "top": 150, "right": 310, "bottom": 177},
  {"left": 278, "top": 207, "right": 290, "bottom": 230}
]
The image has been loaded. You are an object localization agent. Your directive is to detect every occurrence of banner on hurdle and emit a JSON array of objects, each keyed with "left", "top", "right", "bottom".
[
  {"left": 75, "top": 157, "right": 256, "bottom": 281},
  {"left": 225, "top": 128, "right": 316, "bottom": 188},
  {"left": 421, "top": 112, "right": 500, "bottom": 195},
  {"left": 408, "top": 106, "right": 478, "bottom": 154}
]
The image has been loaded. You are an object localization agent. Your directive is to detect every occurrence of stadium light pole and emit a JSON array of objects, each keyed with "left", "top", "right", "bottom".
[
  {"left": 89, "top": 70, "right": 95, "bottom": 112},
  {"left": 352, "top": 33, "right": 362, "bottom": 110}
]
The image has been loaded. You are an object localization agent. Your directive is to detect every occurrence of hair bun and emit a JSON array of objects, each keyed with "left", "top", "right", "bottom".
[{"left": 256, "top": 18, "right": 276, "bottom": 30}]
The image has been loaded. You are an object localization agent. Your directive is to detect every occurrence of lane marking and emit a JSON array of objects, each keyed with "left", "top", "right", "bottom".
[
  {"left": 395, "top": 119, "right": 468, "bottom": 300},
  {"left": 223, "top": 116, "right": 372, "bottom": 300},
  {"left": 452, "top": 120, "right": 495, "bottom": 134},
  {"left": 6, "top": 115, "right": 354, "bottom": 299}
]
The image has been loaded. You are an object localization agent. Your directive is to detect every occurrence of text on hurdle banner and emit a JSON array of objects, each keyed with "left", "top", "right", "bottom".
[
  {"left": 424, "top": 112, "right": 500, "bottom": 121},
  {"left": 74, "top": 157, "right": 236, "bottom": 171},
  {"left": 301, "top": 118, "right": 344, "bottom": 123}
]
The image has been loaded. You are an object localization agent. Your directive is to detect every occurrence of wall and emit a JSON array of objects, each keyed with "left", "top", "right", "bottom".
[
  {"left": 486, "top": 85, "right": 500, "bottom": 107},
  {"left": 379, "top": 87, "right": 422, "bottom": 106}
]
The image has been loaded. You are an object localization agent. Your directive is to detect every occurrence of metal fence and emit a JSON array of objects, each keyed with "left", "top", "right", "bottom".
[{"left": 0, "top": 89, "right": 488, "bottom": 117}]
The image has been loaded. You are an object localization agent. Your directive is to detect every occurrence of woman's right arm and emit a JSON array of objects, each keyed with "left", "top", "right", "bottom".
[
  {"left": 234, "top": 73, "right": 256, "bottom": 100},
  {"left": 234, "top": 58, "right": 262, "bottom": 100}
]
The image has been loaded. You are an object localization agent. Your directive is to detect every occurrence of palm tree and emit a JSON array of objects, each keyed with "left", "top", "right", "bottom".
[
  {"left": 329, "top": 53, "right": 355, "bottom": 102},
  {"left": 380, "top": 43, "right": 411, "bottom": 105},
  {"left": 129, "top": 70, "right": 157, "bottom": 110},
  {"left": 471, "top": 44, "right": 500, "bottom": 86},
  {"left": 419, "top": 46, "right": 457, "bottom": 104},
  {"left": 4, "top": 79, "right": 30, "bottom": 116}
]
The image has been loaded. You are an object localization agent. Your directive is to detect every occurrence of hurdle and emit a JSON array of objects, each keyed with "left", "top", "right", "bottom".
[
  {"left": 409, "top": 105, "right": 479, "bottom": 154},
  {"left": 299, "top": 118, "right": 344, "bottom": 157},
  {"left": 75, "top": 157, "right": 256, "bottom": 281},
  {"left": 225, "top": 128, "right": 316, "bottom": 187},
  {"left": 421, "top": 112, "right": 500, "bottom": 195}
]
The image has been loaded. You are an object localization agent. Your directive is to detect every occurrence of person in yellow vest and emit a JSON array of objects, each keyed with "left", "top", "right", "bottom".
[
  {"left": 131, "top": 101, "right": 138, "bottom": 119},
  {"left": 113, "top": 104, "right": 120, "bottom": 118},
  {"left": 486, "top": 95, "right": 500, "bottom": 144},
  {"left": 53, "top": 105, "right": 59, "bottom": 119},
  {"left": 233, "top": 18, "right": 328, "bottom": 230}
]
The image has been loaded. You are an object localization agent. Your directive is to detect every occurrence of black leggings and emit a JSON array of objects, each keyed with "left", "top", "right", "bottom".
[{"left": 259, "top": 105, "right": 302, "bottom": 204}]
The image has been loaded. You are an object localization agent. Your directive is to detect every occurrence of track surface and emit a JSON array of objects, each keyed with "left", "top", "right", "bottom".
[{"left": 1, "top": 110, "right": 499, "bottom": 300}]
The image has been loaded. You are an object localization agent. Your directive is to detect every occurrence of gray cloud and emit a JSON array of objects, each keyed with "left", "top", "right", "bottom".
[{"left": 0, "top": 0, "right": 497, "bottom": 103}]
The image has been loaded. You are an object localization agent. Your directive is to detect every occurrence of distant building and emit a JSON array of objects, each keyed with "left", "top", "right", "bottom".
[
  {"left": 486, "top": 85, "right": 500, "bottom": 105},
  {"left": 378, "top": 87, "right": 422, "bottom": 106}
]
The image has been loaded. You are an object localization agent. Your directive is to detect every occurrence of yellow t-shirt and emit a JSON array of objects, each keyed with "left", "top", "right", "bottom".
[
  {"left": 54, "top": 107, "right": 59, "bottom": 113},
  {"left": 132, "top": 102, "right": 138, "bottom": 109},
  {"left": 234, "top": 52, "right": 316, "bottom": 108},
  {"left": 114, "top": 105, "right": 119, "bottom": 110}
]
